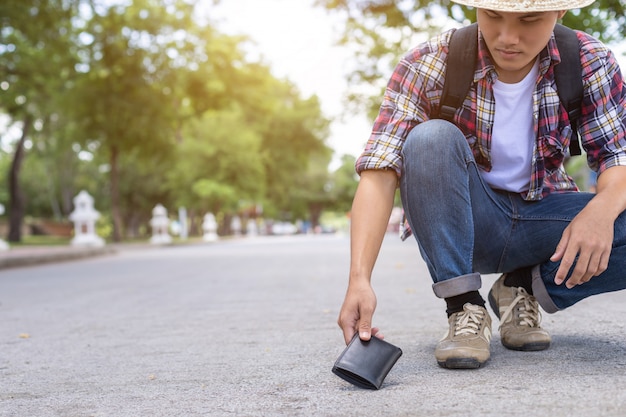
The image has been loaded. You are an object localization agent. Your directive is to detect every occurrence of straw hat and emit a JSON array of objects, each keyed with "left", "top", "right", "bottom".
[{"left": 450, "top": 0, "right": 595, "bottom": 12}]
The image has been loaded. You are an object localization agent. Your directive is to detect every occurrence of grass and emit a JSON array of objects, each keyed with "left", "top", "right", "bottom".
[{"left": 9, "top": 235, "right": 73, "bottom": 247}]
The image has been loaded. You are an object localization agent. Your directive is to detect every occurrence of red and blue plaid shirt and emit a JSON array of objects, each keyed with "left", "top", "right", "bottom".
[{"left": 356, "top": 27, "right": 626, "bottom": 240}]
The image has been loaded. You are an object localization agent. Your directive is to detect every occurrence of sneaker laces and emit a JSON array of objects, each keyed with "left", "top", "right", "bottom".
[
  {"left": 453, "top": 304, "right": 486, "bottom": 336},
  {"left": 499, "top": 287, "right": 541, "bottom": 329}
]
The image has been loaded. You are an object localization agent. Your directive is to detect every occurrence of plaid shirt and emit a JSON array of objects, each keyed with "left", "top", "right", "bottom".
[{"left": 356, "top": 28, "right": 626, "bottom": 240}]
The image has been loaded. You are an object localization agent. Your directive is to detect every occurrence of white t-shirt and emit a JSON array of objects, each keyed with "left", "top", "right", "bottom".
[{"left": 481, "top": 60, "right": 539, "bottom": 193}]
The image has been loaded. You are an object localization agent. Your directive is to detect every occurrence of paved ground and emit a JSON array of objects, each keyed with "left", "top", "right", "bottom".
[{"left": 0, "top": 234, "right": 625, "bottom": 417}]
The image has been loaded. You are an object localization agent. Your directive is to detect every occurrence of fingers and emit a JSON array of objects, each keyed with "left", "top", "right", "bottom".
[
  {"left": 552, "top": 223, "right": 613, "bottom": 288},
  {"left": 337, "top": 308, "right": 358, "bottom": 344},
  {"left": 338, "top": 325, "right": 383, "bottom": 344},
  {"left": 563, "top": 250, "right": 609, "bottom": 288},
  {"left": 337, "top": 285, "right": 378, "bottom": 344},
  {"left": 340, "top": 326, "right": 356, "bottom": 345},
  {"left": 554, "top": 246, "right": 576, "bottom": 287},
  {"left": 371, "top": 327, "right": 384, "bottom": 340},
  {"left": 553, "top": 241, "right": 611, "bottom": 289},
  {"left": 337, "top": 305, "right": 372, "bottom": 344},
  {"left": 564, "top": 252, "right": 591, "bottom": 289},
  {"left": 551, "top": 231, "right": 569, "bottom": 285}
]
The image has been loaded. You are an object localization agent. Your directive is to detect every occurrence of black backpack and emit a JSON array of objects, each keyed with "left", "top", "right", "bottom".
[{"left": 438, "top": 23, "right": 583, "bottom": 156}]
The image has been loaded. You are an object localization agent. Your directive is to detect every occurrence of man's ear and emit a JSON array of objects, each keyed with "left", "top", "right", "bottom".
[{"left": 557, "top": 10, "right": 568, "bottom": 20}]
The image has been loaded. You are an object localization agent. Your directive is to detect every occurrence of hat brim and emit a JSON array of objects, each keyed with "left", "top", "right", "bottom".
[{"left": 450, "top": 0, "right": 595, "bottom": 12}]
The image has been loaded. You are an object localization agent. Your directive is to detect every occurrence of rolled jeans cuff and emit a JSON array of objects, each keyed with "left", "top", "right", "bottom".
[
  {"left": 531, "top": 265, "right": 559, "bottom": 314},
  {"left": 432, "top": 273, "right": 482, "bottom": 299}
]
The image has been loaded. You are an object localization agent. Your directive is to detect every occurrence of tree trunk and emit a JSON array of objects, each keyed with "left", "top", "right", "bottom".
[
  {"left": 7, "top": 116, "right": 32, "bottom": 242},
  {"left": 309, "top": 202, "right": 323, "bottom": 231},
  {"left": 110, "top": 145, "right": 123, "bottom": 242},
  {"left": 45, "top": 160, "right": 63, "bottom": 220}
]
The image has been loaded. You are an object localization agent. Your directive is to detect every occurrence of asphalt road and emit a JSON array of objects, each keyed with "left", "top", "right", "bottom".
[{"left": 0, "top": 234, "right": 625, "bottom": 416}]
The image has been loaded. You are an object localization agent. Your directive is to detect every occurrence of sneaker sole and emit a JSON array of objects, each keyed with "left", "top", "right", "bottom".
[
  {"left": 437, "top": 358, "right": 486, "bottom": 369},
  {"left": 488, "top": 290, "right": 551, "bottom": 352},
  {"left": 502, "top": 341, "right": 551, "bottom": 351},
  {"left": 487, "top": 290, "right": 501, "bottom": 319}
]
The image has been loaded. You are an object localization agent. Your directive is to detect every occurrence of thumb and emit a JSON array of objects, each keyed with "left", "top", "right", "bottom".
[{"left": 358, "top": 317, "right": 373, "bottom": 341}]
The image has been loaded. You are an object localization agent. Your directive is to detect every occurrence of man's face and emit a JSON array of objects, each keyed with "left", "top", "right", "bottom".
[{"left": 477, "top": 9, "right": 567, "bottom": 83}]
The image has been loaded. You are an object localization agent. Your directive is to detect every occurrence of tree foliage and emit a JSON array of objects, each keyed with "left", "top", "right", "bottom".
[
  {"left": 1, "top": 0, "right": 338, "bottom": 241},
  {"left": 327, "top": 154, "right": 359, "bottom": 214},
  {"left": 0, "top": 0, "right": 81, "bottom": 241},
  {"left": 316, "top": 0, "right": 626, "bottom": 118}
]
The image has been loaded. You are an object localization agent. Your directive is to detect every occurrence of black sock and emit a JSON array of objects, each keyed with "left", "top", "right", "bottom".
[
  {"left": 503, "top": 266, "right": 534, "bottom": 294},
  {"left": 445, "top": 291, "right": 485, "bottom": 317}
]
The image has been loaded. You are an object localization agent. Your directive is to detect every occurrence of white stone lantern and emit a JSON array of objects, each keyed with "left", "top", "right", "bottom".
[
  {"left": 246, "top": 219, "right": 258, "bottom": 237},
  {"left": 202, "top": 213, "right": 218, "bottom": 242},
  {"left": 231, "top": 215, "right": 242, "bottom": 236},
  {"left": 68, "top": 191, "right": 105, "bottom": 247},
  {"left": 150, "top": 204, "right": 172, "bottom": 245}
]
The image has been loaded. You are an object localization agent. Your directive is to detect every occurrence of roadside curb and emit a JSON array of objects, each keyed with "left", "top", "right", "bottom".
[{"left": 0, "top": 246, "right": 117, "bottom": 270}]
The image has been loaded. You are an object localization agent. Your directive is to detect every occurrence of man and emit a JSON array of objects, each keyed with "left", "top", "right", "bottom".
[{"left": 338, "top": 0, "right": 626, "bottom": 369}]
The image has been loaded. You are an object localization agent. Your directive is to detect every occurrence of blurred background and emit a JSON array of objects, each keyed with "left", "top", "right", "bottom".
[{"left": 1, "top": 0, "right": 623, "bottom": 245}]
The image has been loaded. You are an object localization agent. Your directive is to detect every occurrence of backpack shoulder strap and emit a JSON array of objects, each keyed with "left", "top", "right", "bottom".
[
  {"left": 553, "top": 24, "right": 584, "bottom": 156},
  {"left": 438, "top": 23, "right": 478, "bottom": 121},
  {"left": 439, "top": 23, "right": 583, "bottom": 156}
]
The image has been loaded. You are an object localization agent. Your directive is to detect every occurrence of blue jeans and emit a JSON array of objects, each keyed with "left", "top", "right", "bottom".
[{"left": 399, "top": 120, "right": 626, "bottom": 312}]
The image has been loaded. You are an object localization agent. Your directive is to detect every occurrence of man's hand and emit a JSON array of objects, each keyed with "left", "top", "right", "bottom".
[
  {"left": 552, "top": 166, "right": 626, "bottom": 288},
  {"left": 337, "top": 283, "right": 383, "bottom": 345},
  {"left": 551, "top": 205, "right": 613, "bottom": 288}
]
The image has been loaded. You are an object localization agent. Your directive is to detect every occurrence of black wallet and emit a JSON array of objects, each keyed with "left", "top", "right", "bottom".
[{"left": 332, "top": 333, "right": 402, "bottom": 390}]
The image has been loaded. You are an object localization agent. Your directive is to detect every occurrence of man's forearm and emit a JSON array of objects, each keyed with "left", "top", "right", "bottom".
[
  {"left": 591, "top": 165, "right": 626, "bottom": 220},
  {"left": 349, "top": 169, "right": 399, "bottom": 285}
]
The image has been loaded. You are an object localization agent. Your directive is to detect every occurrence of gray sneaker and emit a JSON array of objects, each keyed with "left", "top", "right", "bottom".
[
  {"left": 488, "top": 274, "right": 551, "bottom": 351},
  {"left": 435, "top": 303, "right": 492, "bottom": 369}
]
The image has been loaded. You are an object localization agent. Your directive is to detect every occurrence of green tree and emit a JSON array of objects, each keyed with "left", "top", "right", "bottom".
[
  {"left": 70, "top": 0, "right": 251, "bottom": 241},
  {"left": 213, "top": 58, "right": 332, "bottom": 222},
  {"left": 164, "top": 108, "right": 266, "bottom": 228},
  {"left": 165, "top": 78, "right": 332, "bottom": 233},
  {"left": 1, "top": 0, "right": 334, "bottom": 242},
  {"left": 0, "top": 0, "right": 80, "bottom": 241},
  {"left": 290, "top": 148, "right": 333, "bottom": 229},
  {"left": 259, "top": 84, "right": 331, "bottom": 218},
  {"left": 327, "top": 154, "right": 359, "bottom": 214},
  {"left": 316, "top": 0, "right": 626, "bottom": 118}
]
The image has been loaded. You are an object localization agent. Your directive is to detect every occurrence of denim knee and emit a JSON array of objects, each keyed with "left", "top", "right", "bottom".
[
  {"left": 403, "top": 120, "right": 466, "bottom": 156},
  {"left": 401, "top": 119, "right": 470, "bottom": 182}
]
